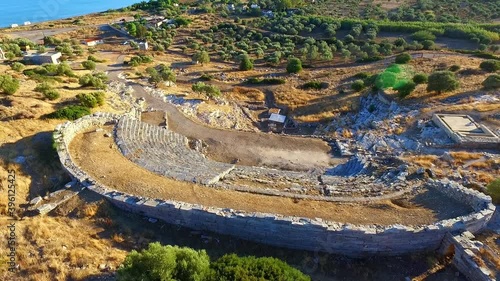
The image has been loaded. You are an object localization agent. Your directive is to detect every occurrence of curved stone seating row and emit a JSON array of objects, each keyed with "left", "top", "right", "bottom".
[
  {"left": 53, "top": 112, "right": 496, "bottom": 257},
  {"left": 115, "top": 116, "right": 234, "bottom": 185},
  {"left": 221, "top": 164, "right": 404, "bottom": 198}
]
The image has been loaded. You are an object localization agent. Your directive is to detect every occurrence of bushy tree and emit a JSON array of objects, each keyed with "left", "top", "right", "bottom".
[
  {"left": 77, "top": 92, "right": 105, "bottom": 108},
  {"left": 427, "top": 71, "right": 459, "bottom": 94},
  {"left": 396, "top": 81, "right": 416, "bottom": 98},
  {"left": 482, "top": 74, "right": 500, "bottom": 90},
  {"left": 413, "top": 73, "right": 428, "bottom": 84},
  {"left": 35, "top": 82, "right": 53, "bottom": 94},
  {"left": 193, "top": 51, "right": 210, "bottom": 65},
  {"left": 479, "top": 60, "right": 500, "bottom": 72},
  {"left": 0, "top": 74, "right": 20, "bottom": 95},
  {"left": 395, "top": 53, "right": 411, "bottom": 64},
  {"left": 487, "top": 179, "right": 500, "bottom": 204},
  {"left": 411, "top": 30, "right": 436, "bottom": 41},
  {"left": 239, "top": 54, "right": 253, "bottom": 71},
  {"left": 211, "top": 254, "right": 310, "bottom": 281},
  {"left": 117, "top": 243, "right": 210, "bottom": 281},
  {"left": 192, "top": 82, "right": 221, "bottom": 99},
  {"left": 46, "top": 105, "right": 90, "bottom": 120},
  {"left": 351, "top": 79, "right": 365, "bottom": 92},
  {"left": 79, "top": 72, "right": 108, "bottom": 89},
  {"left": 286, "top": 57, "right": 302, "bottom": 74},
  {"left": 43, "top": 90, "right": 60, "bottom": 100},
  {"left": 10, "top": 62, "right": 24, "bottom": 72},
  {"left": 82, "top": 60, "right": 96, "bottom": 70}
]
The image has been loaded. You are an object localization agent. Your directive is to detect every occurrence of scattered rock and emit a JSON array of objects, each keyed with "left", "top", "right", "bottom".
[
  {"left": 29, "top": 196, "right": 43, "bottom": 206},
  {"left": 104, "top": 133, "right": 112, "bottom": 138},
  {"left": 440, "top": 152, "right": 454, "bottom": 162},
  {"left": 416, "top": 167, "right": 425, "bottom": 175},
  {"left": 148, "top": 218, "right": 158, "bottom": 223}
]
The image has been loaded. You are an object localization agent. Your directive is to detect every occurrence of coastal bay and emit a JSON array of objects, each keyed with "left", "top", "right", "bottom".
[{"left": 0, "top": 0, "right": 142, "bottom": 28}]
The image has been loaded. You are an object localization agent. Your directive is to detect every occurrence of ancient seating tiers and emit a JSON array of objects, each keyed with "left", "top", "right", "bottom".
[{"left": 115, "top": 116, "right": 235, "bottom": 185}]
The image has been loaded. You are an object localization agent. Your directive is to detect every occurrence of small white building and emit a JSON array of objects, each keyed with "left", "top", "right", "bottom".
[
  {"left": 23, "top": 51, "right": 62, "bottom": 65},
  {"left": 138, "top": 42, "right": 149, "bottom": 50},
  {"left": 23, "top": 21, "right": 31, "bottom": 26},
  {"left": 10, "top": 24, "right": 18, "bottom": 28},
  {"left": 250, "top": 4, "right": 260, "bottom": 9},
  {"left": 83, "top": 38, "right": 104, "bottom": 46}
]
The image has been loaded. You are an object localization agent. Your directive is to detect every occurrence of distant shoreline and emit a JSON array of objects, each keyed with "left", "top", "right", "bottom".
[{"left": 0, "top": 0, "right": 141, "bottom": 29}]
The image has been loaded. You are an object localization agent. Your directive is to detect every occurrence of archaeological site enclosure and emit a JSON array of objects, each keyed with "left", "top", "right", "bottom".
[{"left": 54, "top": 110, "right": 496, "bottom": 257}]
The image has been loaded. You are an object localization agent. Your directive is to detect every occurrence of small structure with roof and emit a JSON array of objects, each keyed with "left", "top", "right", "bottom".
[
  {"left": 432, "top": 113, "right": 499, "bottom": 148},
  {"left": 83, "top": 38, "right": 104, "bottom": 47},
  {"left": 138, "top": 42, "right": 149, "bottom": 50},
  {"left": 268, "top": 112, "right": 287, "bottom": 132},
  {"left": 23, "top": 51, "right": 62, "bottom": 65}
]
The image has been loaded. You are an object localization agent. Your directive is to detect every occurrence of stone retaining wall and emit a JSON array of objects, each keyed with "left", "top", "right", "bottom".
[
  {"left": 54, "top": 113, "right": 496, "bottom": 257},
  {"left": 440, "top": 232, "right": 498, "bottom": 281}
]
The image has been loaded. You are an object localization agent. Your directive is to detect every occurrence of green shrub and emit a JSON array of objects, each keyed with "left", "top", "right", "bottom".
[
  {"left": 117, "top": 243, "right": 210, "bottom": 281},
  {"left": 77, "top": 92, "right": 105, "bottom": 108},
  {"left": 46, "top": 105, "right": 91, "bottom": 120},
  {"left": 479, "top": 60, "right": 500, "bottom": 72},
  {"left": 396, "top": 81, "right": 416, "bottom": 98},
  {"left": 286, "top": 57, "right": 302, "bottom": 74},
  {"left": 413, "top": 73, "right": 428, "bottom": 84},
  {"left": 34, "top": 82, "right": 52, "bottom": 93},
  {"left": 487, "top": 179, "right": 500, "bottom": 204},
  {"left": 239, "top": 55, "right": 254, "bottom": 71},
  {"left": 211, "top": 254, "right": 310, "bottom": 281},
  {"left": 427, "top": 71, "right": 459, "bottom": 94},
  {"left": 87, "top": 55, "right": 104, "bottom": 63},
  {"left": 411, "top": 30, "right": 436, "bottom": 41},
  {"left": 351, "top": 80, "right": 365, "bottom": 92},
  {"left": 246, "top": 77, "right": 286, "bottom": 85},
  {"left": 79, "top": 72, "right": 108, "bottom": 89},
  {"left": 0, "top": 74, "right": 20, "bottom": 95},
  {"left": 395, "top": 53, "right": 411, "bottom": 64},
  {"left": 82, "top": 60, "right": 96, "bottom": 70},
  {"left": 192, "top": 51, "right": 210, "bottom": 65},
  {"left": 192, "top": 82, "right": 221, "bottom": 99},
  {"left": 43, "top": 90, "right": 60, "bottom": 100},
  {"left": 10, "top": 62, "right": 25, "bottom": 72},
  {"left": 302, "top": 81, "right": 328, "bottom": 90},
  {"left": 449, "top": 65, "right": 461, "bottom": 72},
  {"left": 128, "top": 55, "right": 154, "bottom": 67},
  {"left": 482, "top": 74, "right": 500, "bottom": 90}
]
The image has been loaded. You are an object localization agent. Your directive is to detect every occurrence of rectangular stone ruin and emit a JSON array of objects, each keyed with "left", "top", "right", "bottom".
[{"left": 432, "top": 114, "right": 500, "bottom": 148}]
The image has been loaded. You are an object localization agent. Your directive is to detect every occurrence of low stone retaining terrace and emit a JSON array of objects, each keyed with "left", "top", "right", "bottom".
[{"left": 54, "top": 113, "right": 496, "bottom": 257}]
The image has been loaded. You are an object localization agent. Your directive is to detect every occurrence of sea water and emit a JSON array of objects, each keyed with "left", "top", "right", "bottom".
[{"left": 0, "top": 0, "right": 142, "bottom": 28}]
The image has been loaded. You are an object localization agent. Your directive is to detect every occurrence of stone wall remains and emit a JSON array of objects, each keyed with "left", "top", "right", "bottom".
[{"left": 54, "top": 113, "right": 496, "bottom": 257}]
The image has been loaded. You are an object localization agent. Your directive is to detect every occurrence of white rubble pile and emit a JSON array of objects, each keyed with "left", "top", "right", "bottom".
[
  {"left": 320, "top": 94, "right": 461, "bottom": 154},
  {"left": 144, "top": 87, "right": 255, "bottom": 131}
]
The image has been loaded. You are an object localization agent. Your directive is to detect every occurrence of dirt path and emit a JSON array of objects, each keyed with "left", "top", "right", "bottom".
[
  {"left": 104, "top": 53, "right": 334, "bottom": 169},
  {"left": 69, "top": 129, "right": 464, "bottom": 225}
]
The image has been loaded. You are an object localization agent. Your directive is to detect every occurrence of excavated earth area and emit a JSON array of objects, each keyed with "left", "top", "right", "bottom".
[
  {"left": 140, "top": 111, "right": 340, "bottom": 170},
  {"left": 69, "top": 125, "right": 473, "bottom": 225}
]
